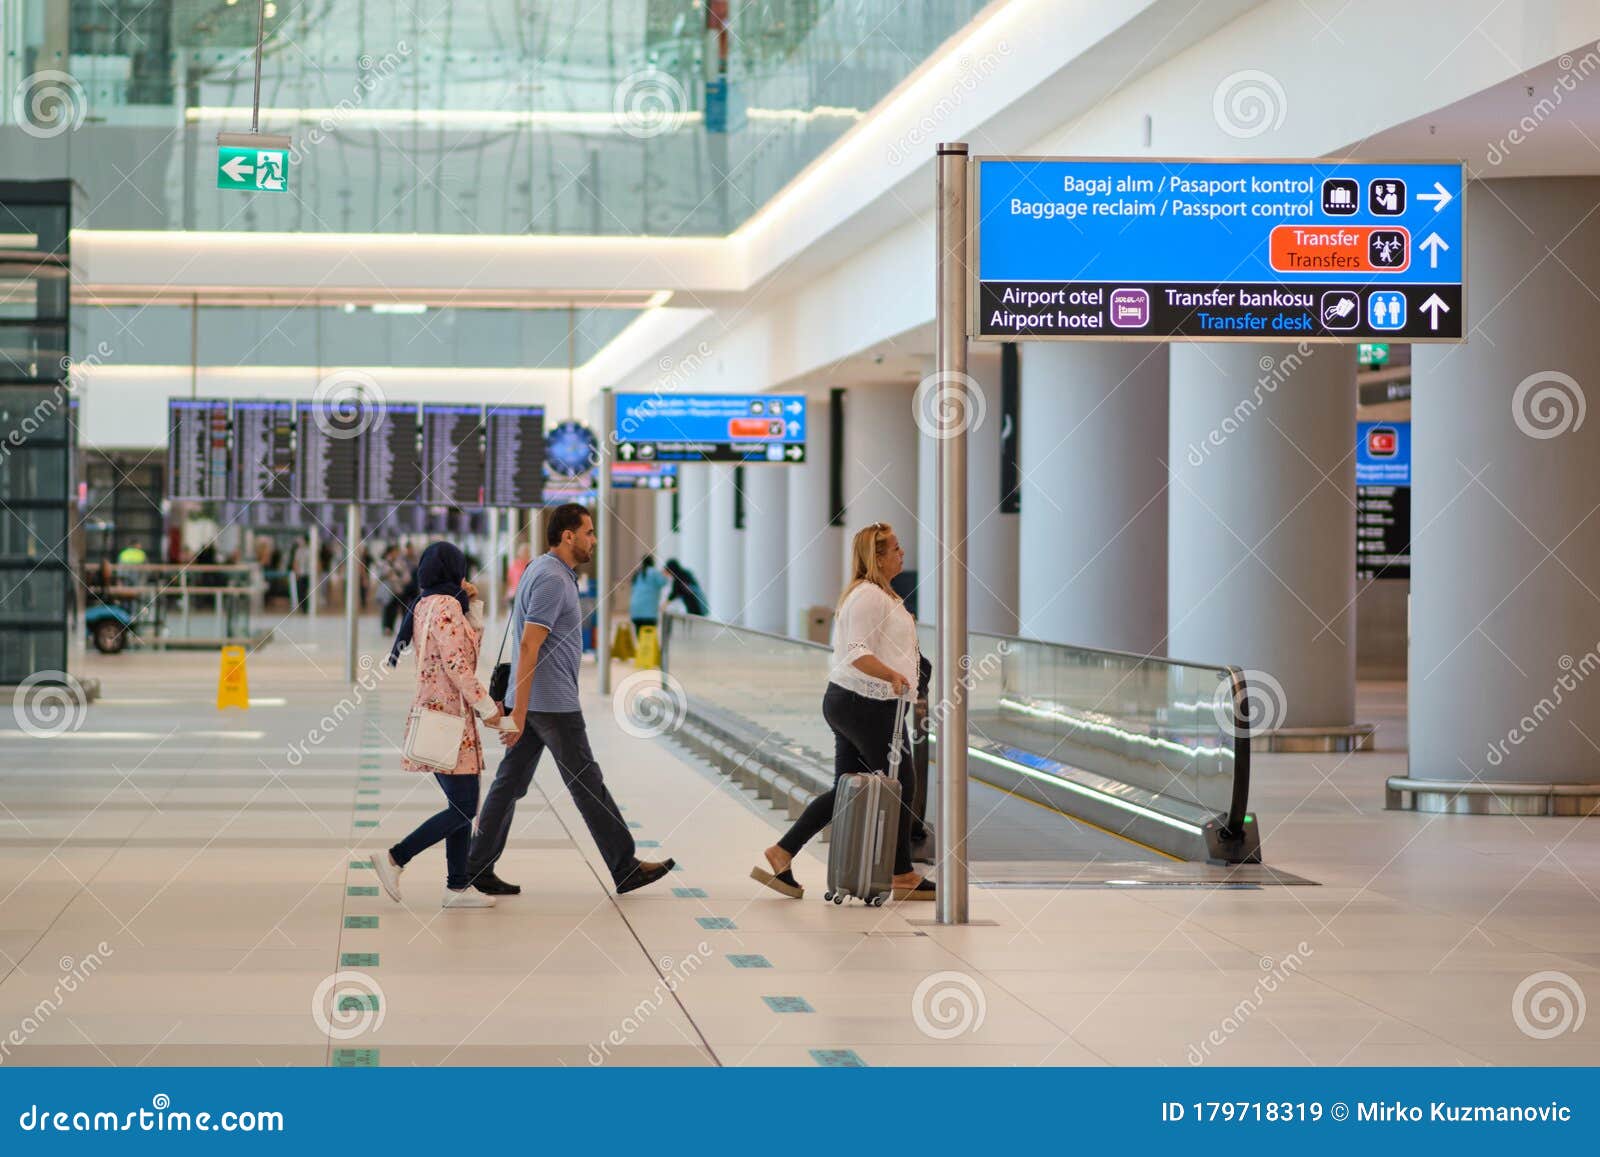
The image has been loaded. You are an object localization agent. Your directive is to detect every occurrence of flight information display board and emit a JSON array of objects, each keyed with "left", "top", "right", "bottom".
[
  {"left": 361, "top": 402, "right": 421, "bottom": 505},
  {"left": 1356, "top": 420, "right": 1411, "bottom": 580},
  {"left": 973, "top": 157, "right": 1465, "bottom": 341},
  {"left": 613, "top": 393, "right": 807, "bottom": 463},
  {"left": 296, "top": 402, "right": 364, "bottom": 503},
  {"left": 230, "top": 399, "right": 295, "bottom": 501},
  {"left": 485, "top": 405, "right": 547, "bottom": 507},
  {"left": 167, "top": 398, "right": 231, "bottom": 501},
  {"left": 420, "top": 404, "right": 486, "bottom": 507}
]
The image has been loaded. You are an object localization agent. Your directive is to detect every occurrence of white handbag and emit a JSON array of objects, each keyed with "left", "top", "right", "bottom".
[{"left": 401, "top": 600, "right": 468, "bottom": 771}]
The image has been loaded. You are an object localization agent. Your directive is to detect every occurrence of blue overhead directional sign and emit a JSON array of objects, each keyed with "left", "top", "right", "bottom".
[
  {"left": 613, "top": 393, "right": 807, "bottom": 463},
  {"left": 973, "top": 157, "right": 1465, "bottom": 342}
]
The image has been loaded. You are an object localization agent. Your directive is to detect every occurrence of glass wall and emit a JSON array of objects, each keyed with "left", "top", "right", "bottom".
[{"left": 3, "top": 0, "right": 988, "bottom": 235}]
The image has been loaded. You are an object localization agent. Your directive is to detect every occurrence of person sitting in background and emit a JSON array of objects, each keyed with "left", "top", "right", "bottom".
[
  {"left": 370, "top": 541, "right": 503, "bottom": 910},
  {"left": 629, "top": 554, "right": 670, "bottom": 635},
  {"left": 507, "top": 543, "right": 532, "bottom": 604},
  {"left": 661, "top": 558, "right": 707, "bottom": 616}
]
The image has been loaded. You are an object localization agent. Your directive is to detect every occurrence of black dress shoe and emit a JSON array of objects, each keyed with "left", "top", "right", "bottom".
[
  {"left": 471, "top": 871, "right": 521, "bottom": 896},
  {"left": 615, "top": 858, "right": 675, "bottom": 895}
]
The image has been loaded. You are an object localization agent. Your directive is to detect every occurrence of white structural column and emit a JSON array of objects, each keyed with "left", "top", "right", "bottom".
[
  {"left": 1167, "top": 342, "right": 1357, "bottom": 727},
  {"left": 1016, "top": 343, "right": 1169, "bottom": 650},
  {"left": 677, "top": 463, "right": 712, "bottom": 590},
  {"left": 706, "top": 464, "right": 745, "bottom": 623},
  {"left": 785, "top": 394, "right": 843, "bottom": 637},
  {"left": 916, "top": 350, "right": 1018, "bottom": 633},
  {"left": 739, "top": 465, "right": 789, "bottom": 633},
  {"left": 841, "top": 381, "right": 918, "bottom": 586},
  {"left": 1411, "top": 178, "right": 1600, "bottom": 786}
]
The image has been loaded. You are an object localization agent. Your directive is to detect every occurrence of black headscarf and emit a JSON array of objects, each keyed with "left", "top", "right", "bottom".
[{"left": 386, "top": 541, "right": 470, "bottom": 666}]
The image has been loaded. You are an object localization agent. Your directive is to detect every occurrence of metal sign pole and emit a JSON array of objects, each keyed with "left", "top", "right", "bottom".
[
  {"left": 596, "top": 389, "right": 614, "bottom": 696},
  {"left": 250, "top": 0, "right": 266, "bottom": 132},
  {"left": 344, "top": 503, "right": 360, "bottom": 682},
  {"left": 306, "top": 522, "right": 320, "bottom": 621},
  {"left": 486, "top": 508, "right": 501, "bottom": 627},
  {"left": 935, "top": 142, "right": 970, "bottom": 925}
]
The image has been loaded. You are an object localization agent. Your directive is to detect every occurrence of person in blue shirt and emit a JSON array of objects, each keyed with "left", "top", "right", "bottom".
[
  {"left": 629, "top": 554, "right": 670, "bottom": 634},
  {"left": 466, "top": 503, "right": 674, "bottom": 897}
]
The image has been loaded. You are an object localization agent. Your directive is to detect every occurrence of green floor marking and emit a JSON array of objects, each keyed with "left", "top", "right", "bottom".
[
  {"left": 359, "top": 776, "right": 379, "bottom": 783},
  {"left": 340, "top": 953, "right": 378, "bottom": 968},
  {"left": 764, "top": 996, "right": 814, "bottom": 1013},
  {"left": 672, "top": 887, "right": 707, "bottom": 899},
  {"left": 728, "top": 954, "right": 771, "bottom": 968},
  {"left": 355, "top": 803, "right": 378, "bottom": 811},
  {"left": 354, "top": 820, "right": 378, "bottom": 828},
  {"left": 627, "top": 822, "right": 642, "bottom": 830},
  {"left": 637, "top": 839, "right": 659, "bottom": 848},
  {"left": 357, "top": 789, "right": 379, "bottom": 796},
  {"left": 332, "top": 1048, "right": 379, "bottom": 1067},
  {"left": 697, "top": 916, "right": 736, "bottom": 930},
  {"left": 349, "top": 860, "right": 373, "bottom": 870},
  {"left": 347, "top": 885, "right": 379, "bottom": 897},
  {"left": 338, "top": 994, "right": 379, "bottom": 1013},
  {"left": 344, "top": 915, "right": 378, "bottom": 929},
  {"left": 811, "top": 1049, "right": 865, "bottom": 1067}
]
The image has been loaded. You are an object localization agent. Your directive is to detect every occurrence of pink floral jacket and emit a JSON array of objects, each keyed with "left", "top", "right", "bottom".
[{"left": 401, "top": 594, "right": 490, "bottom": 776}]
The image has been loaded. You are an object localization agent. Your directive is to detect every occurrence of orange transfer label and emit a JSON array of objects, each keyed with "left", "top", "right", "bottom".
[{"left": 1269, "top": 225, "right": 1409, "bottom": 274}]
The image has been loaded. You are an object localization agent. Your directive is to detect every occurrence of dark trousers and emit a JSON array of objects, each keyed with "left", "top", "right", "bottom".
[
  {"left": 468, "top": 711, "right": 638, "bottom": 885},
  {"left": 390, "top": 773, "right": 481, "bottom": 890},
  {"left": 778, "top": 683, "right": 916, "bottom": 876}
]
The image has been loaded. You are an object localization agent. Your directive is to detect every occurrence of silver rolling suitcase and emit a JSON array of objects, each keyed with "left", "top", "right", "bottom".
[{"left": 824, "top": 695, "right": 912, "bottom": 907}]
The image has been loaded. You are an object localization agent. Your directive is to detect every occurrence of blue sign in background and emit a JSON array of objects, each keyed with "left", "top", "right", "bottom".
[
  {"left": 614, "top": 393, "right": 807, "bottom": 463},
  {"left": 1356, "top": 420, "right": 1412, "bottom": 486}
]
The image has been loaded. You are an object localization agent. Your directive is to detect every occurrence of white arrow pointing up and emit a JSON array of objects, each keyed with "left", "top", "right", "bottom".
[
  {"left": 619, "top": 443, "right": 635, "bottom": 459},
  {"left": 1419, "top": 293, "right": 1450, "bottom": 330},
  {"left": 221, "top": 155, "right": 254, "bottom": 182},
  {"left": 1417, "top": 181, "right": 1454, "bottom": 212},
  {"left": 1419, "top": 232, "right": 1450, "bottom": 269}
]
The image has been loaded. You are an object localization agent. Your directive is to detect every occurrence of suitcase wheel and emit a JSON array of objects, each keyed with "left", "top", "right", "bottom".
[
  {"left": 832, "top": 893, "right": 846, "bottom": 905},
  {"left": 869, "top": 894, "right": 886, "bottom": 907},
  {"left": 823, "top": 890, "right": 834, "bottom": 903}
]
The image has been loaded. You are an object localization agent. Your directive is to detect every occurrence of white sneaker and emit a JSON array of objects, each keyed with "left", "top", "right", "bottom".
[
  {"left": 442, "top": 887, "right": 496, "bottom": 910},
  {"left": 370, "top": 850, "right": 403, "bottom": 902}
]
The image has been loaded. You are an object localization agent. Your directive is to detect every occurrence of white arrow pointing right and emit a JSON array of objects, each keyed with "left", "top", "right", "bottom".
[
  {"left": 1420, "top": 293, "right": 1450, "bottom": 331},
  {"left": 1416, "top": 181, "right": 1454, "bottom": 212}
]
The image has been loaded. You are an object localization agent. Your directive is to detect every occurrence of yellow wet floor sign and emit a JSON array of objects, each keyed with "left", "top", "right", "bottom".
[
  {"left": 610, "top": 621, "right": 636, "bottom": 661},
  {"left": 217, "top": 645, "right": 250, "bottom": 709},
  {"left": 635, "top": 626, "right": 660, "bottom": 670}
]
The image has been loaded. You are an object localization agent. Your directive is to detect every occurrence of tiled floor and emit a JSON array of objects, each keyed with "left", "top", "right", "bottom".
[{"left": 1, "top": 619, "right": 1596, "bottom": 1067}]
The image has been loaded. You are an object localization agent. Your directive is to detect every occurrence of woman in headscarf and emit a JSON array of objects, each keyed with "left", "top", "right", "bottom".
[{"left": 371, "top": 542, "right": 504, "bottom": 910}]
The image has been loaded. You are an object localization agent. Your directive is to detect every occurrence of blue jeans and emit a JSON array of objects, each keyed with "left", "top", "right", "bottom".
[{"left": 391, "top": 773, "right": 481, "bottom": 890}]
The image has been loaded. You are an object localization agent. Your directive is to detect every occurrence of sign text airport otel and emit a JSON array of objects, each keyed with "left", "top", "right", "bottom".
[{"left": 973, "top": 158, "right": 1464, "bottom": 342}]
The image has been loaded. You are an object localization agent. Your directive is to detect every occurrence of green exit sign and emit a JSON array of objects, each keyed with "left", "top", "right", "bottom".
[
  {"left": 216, "top": 132, "right": 292, "bottom": 193},
  {"left": 1358, "top": 342, "right": 1390, "bottom": 367}
]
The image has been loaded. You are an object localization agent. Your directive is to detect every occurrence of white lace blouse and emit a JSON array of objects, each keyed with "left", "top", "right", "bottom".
[{"left": 829, "top": 582, "right": 919, "bottom": 700}]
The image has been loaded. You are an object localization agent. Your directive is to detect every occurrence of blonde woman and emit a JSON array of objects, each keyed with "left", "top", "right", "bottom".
[{"left": 751, "top": 523, "right": 934, "bottom": 901}]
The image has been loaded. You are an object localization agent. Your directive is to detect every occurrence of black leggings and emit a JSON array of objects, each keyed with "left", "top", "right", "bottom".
[{"left": 778, "top": 683, "right": 916, "bottom": 876}]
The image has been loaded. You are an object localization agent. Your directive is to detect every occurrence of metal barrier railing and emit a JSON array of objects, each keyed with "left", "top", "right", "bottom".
[{"left": 661, "top": 611, "right": 1259, "bottom": 864}]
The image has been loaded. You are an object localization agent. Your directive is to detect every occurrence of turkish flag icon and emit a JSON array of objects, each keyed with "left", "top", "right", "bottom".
[{"left": 1368, "top": 427, "right": 1398, "bottom": 457}]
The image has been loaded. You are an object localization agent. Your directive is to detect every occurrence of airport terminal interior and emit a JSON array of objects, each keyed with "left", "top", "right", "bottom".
[{"left": 1, "top": 0, "right": 1599, "bottom": 1068}]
